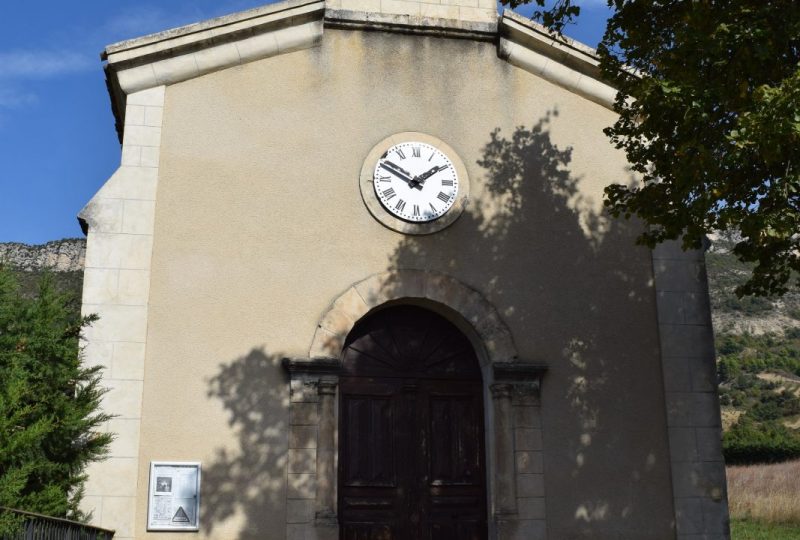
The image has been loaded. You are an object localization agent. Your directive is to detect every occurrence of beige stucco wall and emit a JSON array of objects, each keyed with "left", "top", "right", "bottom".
[{"left": 135, "top": 28, "right": 673, "bottom": 539}]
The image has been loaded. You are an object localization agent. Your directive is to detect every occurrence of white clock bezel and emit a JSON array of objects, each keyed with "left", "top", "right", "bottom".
[{"left": 360, "top": 132, "right": 470, "bottom": 235}]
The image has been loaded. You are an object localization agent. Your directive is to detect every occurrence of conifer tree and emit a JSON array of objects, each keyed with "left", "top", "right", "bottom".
[{"left": 0, "top": 268, "right": 111, "bottom": 532}]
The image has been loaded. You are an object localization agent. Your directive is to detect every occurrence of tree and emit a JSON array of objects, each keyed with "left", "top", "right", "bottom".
[
  {"left": 510, "top": 0, "right": 800, "bottom": 297},
  {"left": 0, "top": 268, "right": 111, "bottom": 531}
]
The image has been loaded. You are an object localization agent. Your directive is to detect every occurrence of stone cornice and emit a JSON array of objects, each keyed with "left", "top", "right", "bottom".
[
  {"left": 103, "top": 0, "right": 325, "bottom": 64},
  {"left": 498, "top": 10, "right": 617, "bottom": 110},
  {"left": 324, "top": 9, "right": 496, "bottom": 40},
  {"left": 101, "top": 0, "right": 620, "bottom": 141},
  {"left": 500, "top": 10, "right": 602, "bottom": 72},
  {"left": 282, "top": 357, "right": 342, "bottom": 375},
  {"left": 492, "top": 362, "right": 547, "bottom": 383},
  {"left": 103, "top": 0, "right": 325, "bottom": 141}
]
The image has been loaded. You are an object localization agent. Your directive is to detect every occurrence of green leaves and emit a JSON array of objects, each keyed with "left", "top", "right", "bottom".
[
  {"left": 505, "top": 2, "right": 799, "bottom": 297},
  {"left": 596, "top": 1, "right": 800, "bottom": 297},
  {"left": 724, "top": 416, "right": 800, "bottom": 464},
  {"left": 0, "top": 269, "right": 111, "bottom": 527},
  {"left": 499, "top": 0, "right": 581, "bottom": 35}
]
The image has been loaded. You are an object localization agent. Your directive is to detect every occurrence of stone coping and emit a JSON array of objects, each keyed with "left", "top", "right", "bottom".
[
  {"left": 103, "top": 1, "right": 325, "bottom": 142},
  {"left": 497, "top": 10, "right": 617, "bottom": 110},
  {"left": 500, "top": 10, "right": 601, "bottom": 70},
  {"left": 100, "top": 0, "right": 621, "bottom": 138},
  {"left": 103, "top": 0, "right": 325, "bottom": 62},
  {"left": 324, "top": 9, "right": 497, "bottom": 39}
]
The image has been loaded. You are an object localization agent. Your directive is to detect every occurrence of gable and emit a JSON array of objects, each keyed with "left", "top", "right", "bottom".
[{"left": 101, "top": 0, "right": 616, "bottom": 141}]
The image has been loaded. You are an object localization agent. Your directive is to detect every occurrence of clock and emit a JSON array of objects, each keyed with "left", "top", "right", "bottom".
[
  {"left": 360, "top": 133, "right": 469, "bottom": 235},
  {"left": 373, "top": 141, "right": 458, "bottom": 222}
]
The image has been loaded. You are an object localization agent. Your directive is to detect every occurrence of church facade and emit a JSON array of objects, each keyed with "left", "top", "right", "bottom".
[{"left": 78, "top": 1, "right": 730, "bottom": 538}]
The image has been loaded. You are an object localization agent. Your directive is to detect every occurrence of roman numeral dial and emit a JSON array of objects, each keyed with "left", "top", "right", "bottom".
[{"left": 372, "top": 140, "right": 460, "bottom": 224}]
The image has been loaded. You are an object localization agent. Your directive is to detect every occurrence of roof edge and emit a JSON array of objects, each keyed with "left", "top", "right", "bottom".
[
  {"left": 101, "top": 2, "right": 621, "bottom": 141},
  {"left": 498, "top": 10, "right": 617, "bottom": 110},
  {"left": 103, "top": 0, "right": 322, "bottom": 60},
  {"left": 104, "top": 0, "right": 325, "bottom": 142},
  {"left": 501, "top": 10, "right": 601, "bottom": 65},
  {"left": 324, "top": 9, "right": 497, "bottom": 40}
]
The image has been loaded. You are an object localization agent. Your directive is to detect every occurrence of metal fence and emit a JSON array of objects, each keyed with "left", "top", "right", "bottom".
[{"left": 0, "top": 508, "right": 114, "bottom": 540}]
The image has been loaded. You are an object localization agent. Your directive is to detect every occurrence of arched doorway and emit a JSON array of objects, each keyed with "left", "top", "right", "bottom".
[{"left": 338, "top": 305, "right": 488, "bottom": 539}]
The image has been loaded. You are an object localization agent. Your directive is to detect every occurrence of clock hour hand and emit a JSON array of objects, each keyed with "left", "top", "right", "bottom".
[
  {"left": 412, "top": 164, "right": 447, "bottom": 187},
  {"left": 380, "top": 161, "right": 414, "bottom": 186}
]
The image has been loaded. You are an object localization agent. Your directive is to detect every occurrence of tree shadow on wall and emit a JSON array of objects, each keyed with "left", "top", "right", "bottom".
[
  {"left": 200, "top": 348, "right": 300, "bottom": 540},
  {"left": 371, "top": 110, "right": 676, "bottom": 538}
]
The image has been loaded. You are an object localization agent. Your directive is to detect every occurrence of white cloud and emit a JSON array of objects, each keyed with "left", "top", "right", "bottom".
[
  {"left": 0, "top": 86, "right": 38, "bottom": 109},
  {"left": 0, "top": 50, "right": 93, "bottom": 79}
]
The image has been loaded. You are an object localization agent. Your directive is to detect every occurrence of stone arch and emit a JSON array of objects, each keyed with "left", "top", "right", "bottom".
[{"left": 309, "top": 269, "right": 518, "bottom": 365}]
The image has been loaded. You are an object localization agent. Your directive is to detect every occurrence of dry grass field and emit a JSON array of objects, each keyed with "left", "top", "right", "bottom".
[{"left": 727, "top": 460, "right": 800, "bottom": 524}]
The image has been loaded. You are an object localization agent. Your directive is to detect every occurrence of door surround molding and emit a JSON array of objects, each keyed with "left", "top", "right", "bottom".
[
  {"left": 308, "top": 269, "right": 518, "bottom": 366},
  {"left": 282, "top": 270, "right": 549, "bottom": 540}
]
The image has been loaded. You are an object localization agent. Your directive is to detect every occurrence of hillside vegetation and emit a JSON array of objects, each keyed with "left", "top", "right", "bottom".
[{"left": 707, "top": 233, "right": 800, "bottom": 465}]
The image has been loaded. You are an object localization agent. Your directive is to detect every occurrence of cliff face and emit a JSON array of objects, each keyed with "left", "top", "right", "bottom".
[
  {"left": 706, "top": 233, "right": 800, "bottom": 336},
  {"left": 0, "top": 239, "right": 86, "bottom": 273},
  {"left": 0, "top": 239, "right": 86, "bottom": 299}
]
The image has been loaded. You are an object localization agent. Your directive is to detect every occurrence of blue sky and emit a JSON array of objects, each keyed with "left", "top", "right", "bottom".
[{"left": 0, "top": 0, "right": 611, "bottom": 245}]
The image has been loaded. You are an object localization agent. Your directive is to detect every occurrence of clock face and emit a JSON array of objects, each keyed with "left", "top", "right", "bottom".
[{"left": 373, "top": 142, "right": 459, "bottom": 223}]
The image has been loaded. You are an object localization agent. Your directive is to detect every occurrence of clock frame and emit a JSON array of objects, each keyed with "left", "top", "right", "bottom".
[{"left": 359, "top": 132, "right": 470, "bottom": 235}]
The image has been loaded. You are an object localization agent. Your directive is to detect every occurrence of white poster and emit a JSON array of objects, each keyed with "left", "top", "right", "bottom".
[{"left": 147, "top": 462, "right": 201, "bottom": 531}]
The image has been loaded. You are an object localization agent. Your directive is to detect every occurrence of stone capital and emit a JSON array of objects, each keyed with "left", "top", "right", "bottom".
[
  {"left": 318, "top": 378, "right": 338, "bottom": 395},
  {"left": 490, "top": 383, "right": 513, "bottom": 399}
]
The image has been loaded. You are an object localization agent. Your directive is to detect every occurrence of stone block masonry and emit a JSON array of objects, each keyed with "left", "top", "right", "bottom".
[
  {"left": 492, "top": 377, "right": 547, "bottom": 540},
  {"left": 653, "top": 241, "right": 730, "bottom": 540},
  {"left": 78, "top": 86, "right": 165, "bottom": 540},
  {"left": 284, "top": 369, "right": 339, "bottom": 540}
]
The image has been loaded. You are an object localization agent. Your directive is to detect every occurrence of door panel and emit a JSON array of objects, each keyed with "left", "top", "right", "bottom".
[
  {"left": 429, "top": 393, "right": 482, "bottom": 485},
  {"left": 342, "top": 395, "right": 396, "bottom": 487},
  {"left": 338, "top": 306, "right": 487, "bottom": 540}
]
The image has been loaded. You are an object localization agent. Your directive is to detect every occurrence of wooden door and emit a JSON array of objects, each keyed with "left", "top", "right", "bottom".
[{"left": 338, "top": 305, "right": 487, "bottom": 540}]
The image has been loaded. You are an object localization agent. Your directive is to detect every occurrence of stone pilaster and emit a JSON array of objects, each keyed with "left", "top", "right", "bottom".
[
  {"left": 493, "top": 363, "right": 547, "bottom": 540},
  {"left": 653, "top": 240, "right": 730, "bottom": 540},
  {"left": 315, "top": 378, "right": 339, "bottom": 531},
  {"left": 78, "top": 85, "right": 165, "bottom": 540},
  {"left": 283, "top": 358, "right": 340, "bottom": 540},
  {"left": 491, "top": 383, "right": 517, "bottom": 517}
]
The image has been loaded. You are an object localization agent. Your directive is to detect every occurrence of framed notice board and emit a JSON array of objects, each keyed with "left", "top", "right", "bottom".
[{"left": 147, "top": 462, "right": 201, "bottom": 531}]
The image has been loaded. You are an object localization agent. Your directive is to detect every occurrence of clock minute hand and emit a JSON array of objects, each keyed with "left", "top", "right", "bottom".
[{"left": 380, "top": 161, "right": 414, "bottom": 186}]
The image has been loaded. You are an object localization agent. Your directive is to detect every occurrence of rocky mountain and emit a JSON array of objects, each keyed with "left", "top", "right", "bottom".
[
  {"left": 706, "top": 232, "right": 800, "bottom": 336},
  {"left": 0, "top": 239, "right": 85, "bottom": 273},
  {"left": 0, "top": 239, "right": 86, "bottom": 298}
]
